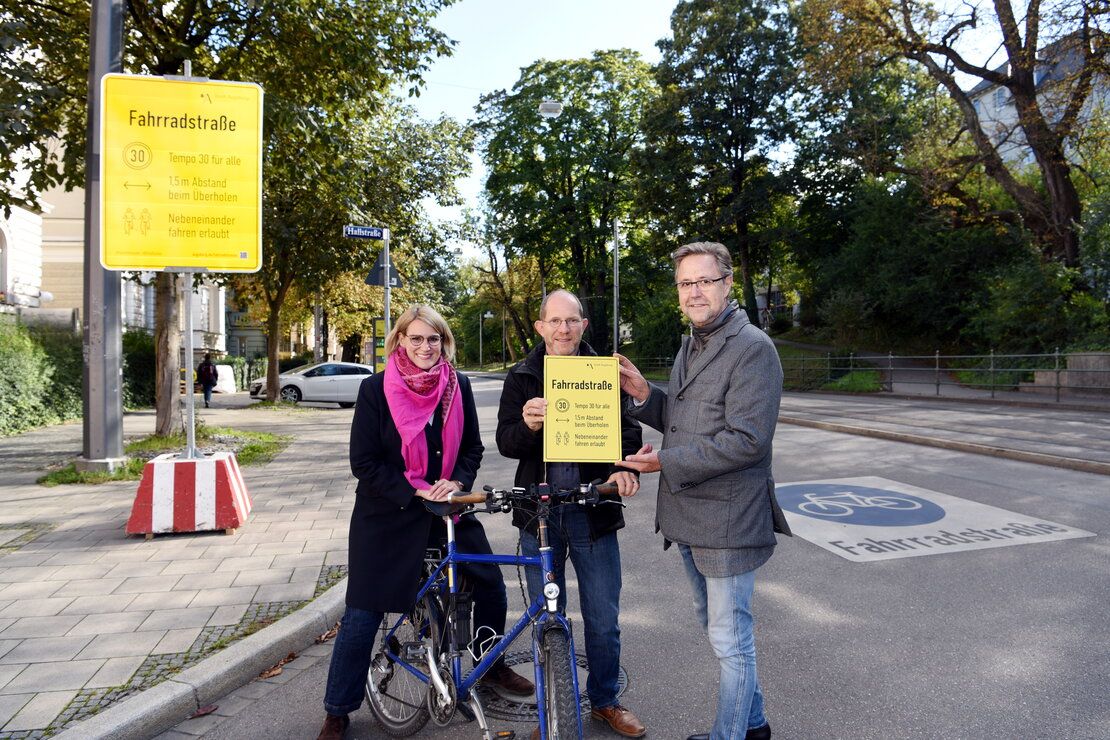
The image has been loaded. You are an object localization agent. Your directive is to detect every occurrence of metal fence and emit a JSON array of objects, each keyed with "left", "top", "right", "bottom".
[{"left": 629, "top": 350, "right": 1110, "bottom": 402}]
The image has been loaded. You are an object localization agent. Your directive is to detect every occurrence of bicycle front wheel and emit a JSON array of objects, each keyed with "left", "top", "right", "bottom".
[
  {"left": 366, "top": 602, "right": 432, "bottom": 737},
  {"left": 540, "top": 628, "right": 581, "bottom": 739}
]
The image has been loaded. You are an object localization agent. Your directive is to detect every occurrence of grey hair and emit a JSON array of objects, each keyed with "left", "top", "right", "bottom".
[
  {"left": 538, "top": 289, "right": 586, "bottom": 320},
  {"left": 670, "top": 241, "right": 733, "bottom": 277}
]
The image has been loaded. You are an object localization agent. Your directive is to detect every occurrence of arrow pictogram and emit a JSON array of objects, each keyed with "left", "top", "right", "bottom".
[{"left": 123, "top": 181, "right": 151, "bottom": 190}]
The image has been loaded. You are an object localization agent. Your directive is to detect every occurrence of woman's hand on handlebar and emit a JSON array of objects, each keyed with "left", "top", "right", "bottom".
[
  {"left": 606, "top": 470, "right": 640, "bottom": 497},
  {"left": 416, "top": 479, "right": 461, "bottom": 502}
]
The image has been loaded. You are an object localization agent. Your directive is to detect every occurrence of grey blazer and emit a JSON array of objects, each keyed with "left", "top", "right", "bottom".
[{"left": 629, "top": 309, "right": 791, "bottom": 549}]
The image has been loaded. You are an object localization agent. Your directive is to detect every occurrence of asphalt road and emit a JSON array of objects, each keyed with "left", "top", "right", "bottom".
[{"left": 183, "top": 378, "right": 1110, "bottom": 740}]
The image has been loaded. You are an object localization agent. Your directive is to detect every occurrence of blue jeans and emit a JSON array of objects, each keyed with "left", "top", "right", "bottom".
[
  {"left": 323, "top": 606, "right": 384, "bottom": 715},
  {"left": 203, "top": 385, "right": 214, "bottom": 404},
  {"left": 679, "top": 544, "right": 767, "bottom": 740},
  {"left": 520, "top": 505, "right": 622, "bottom": 709}
]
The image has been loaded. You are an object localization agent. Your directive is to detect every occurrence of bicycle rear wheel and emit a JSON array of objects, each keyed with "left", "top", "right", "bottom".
[
  {"left": 540, "top": 628, "right": 581, "bottom": 739},
  {"left": 366, "top": 601, "right": 432, "bottom": 736}
]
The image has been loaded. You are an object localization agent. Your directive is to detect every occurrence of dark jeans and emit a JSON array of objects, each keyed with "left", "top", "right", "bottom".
[
  {"left": 520, "top": 505, "right": 622, "bottom": 709},
  {"left": 323, "top": 523, "right": 510, "bottom": 716},
  {"left": 202, "top": 385, "right": 214, "bottom": 404}
]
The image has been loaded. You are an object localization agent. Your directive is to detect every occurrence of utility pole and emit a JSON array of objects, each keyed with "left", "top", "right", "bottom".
[
  {"left": 612, "top": 217, "right": 621, "bottom": 354},
  {"left": 77, "top": 0, "right": 125, "bottom": 472}
]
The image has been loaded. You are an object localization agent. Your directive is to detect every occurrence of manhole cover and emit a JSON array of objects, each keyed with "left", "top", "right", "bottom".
[{"left": 476, "top": 650, "right": 628, "bottom": 721}]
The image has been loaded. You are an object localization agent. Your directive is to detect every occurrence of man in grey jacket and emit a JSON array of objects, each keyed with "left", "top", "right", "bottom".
[{"left": 617, "top": 241, "right": 790, "bottom": 740}]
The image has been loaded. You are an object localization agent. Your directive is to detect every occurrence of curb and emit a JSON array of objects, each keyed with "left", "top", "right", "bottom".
[
  {"left": 778, "top": 416, "right": 1110, "bottom": 477},
  {"left": 54, "top": 579, "right": 348, "bottom": 740}
]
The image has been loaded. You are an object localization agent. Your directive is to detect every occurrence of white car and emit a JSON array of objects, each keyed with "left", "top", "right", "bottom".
[{"left": 249, "top": 362, "right": 373, "bottom": 407}]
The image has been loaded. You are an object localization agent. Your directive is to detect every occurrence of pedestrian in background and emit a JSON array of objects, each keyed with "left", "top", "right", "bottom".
[
  {"left": 317, "top": 305, "right": 532, "bottom": 740},
  {"left": 496, "top": 289, "right": 646, "bottom": 738},
  {"left": 617, "top": 242, "right": 791, "bottom": 740},
  {"left": 197, "top": 353, "right": 218, "bottom": 408}
]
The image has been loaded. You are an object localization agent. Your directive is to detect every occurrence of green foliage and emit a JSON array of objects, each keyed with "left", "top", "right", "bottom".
[
  {"left": 821, "top": 369, "right": 881, "bottom": 393},
  {"left": 817, "top": 289, "right": 873, "bottom": 351},
  {"left": 122, "top": 331, "right": 156, "bottom": 409},
  {"left": 476, "top": 50, "right": 658, "bottom": 353},
  {"left": 964, "top": 259, "right": 1110, "bottom": 354},
  {"left": 637, "top": 0, "right": 798, "bottom": 322},
  {"left": 29, "top": 325, "right": 83, "bottom": 421},
  {"left": 0, "top": 323, "right": 160, "bottom": 437},
  {"left": 0, "top": 320, "right": 53, "bottom": 436}
]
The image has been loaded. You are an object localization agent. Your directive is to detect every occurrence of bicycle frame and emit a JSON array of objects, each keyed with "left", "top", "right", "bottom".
[{"left": 377, "top": 497, "right": 584, "bottom": 739}]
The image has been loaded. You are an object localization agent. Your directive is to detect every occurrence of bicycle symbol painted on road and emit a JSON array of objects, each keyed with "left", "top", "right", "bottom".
[{"left": 777, "top": 483, "right": 946, "bottom": 526}]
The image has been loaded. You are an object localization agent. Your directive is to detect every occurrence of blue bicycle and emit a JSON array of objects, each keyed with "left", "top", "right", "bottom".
[{"left": 364, "top": 481, "right": 619, "bottom": 739}]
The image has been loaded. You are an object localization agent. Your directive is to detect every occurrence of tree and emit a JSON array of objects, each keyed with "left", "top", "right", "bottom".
[
  {"left": 475, "top": 50, "right": 658, "bottom": 352},
  {"left": 638, "top": 0, "right": 800, "bottom": 327},
  {"left": 799, "top": 0, "right": 1110, "bottom": 267},
  {"left": 2, "top": 0, "right": 456, "bottom": 432},
  {"left": 230, "top": 101, "right": 471, "bottom": 400}
]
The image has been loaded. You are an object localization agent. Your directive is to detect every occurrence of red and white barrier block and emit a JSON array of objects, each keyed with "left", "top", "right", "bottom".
[{"left": 126, "top": 452, "right": 252, "bottom": 538}]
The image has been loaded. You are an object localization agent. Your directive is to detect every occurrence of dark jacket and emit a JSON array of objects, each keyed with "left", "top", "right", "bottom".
[
  {"left": 197, "top": 360, "right": 218, "bottom": 388},
  {"left": 496, "top": 341, "right": 642, "bottom": 540},
  {"left": 346, "top": 370, "right": 486, "bottom": 612}
]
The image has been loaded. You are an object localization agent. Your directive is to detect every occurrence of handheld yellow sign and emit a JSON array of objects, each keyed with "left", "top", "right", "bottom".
[
  {"left": 100, "top": 74, "right": 263, "bottom": 272},
  {"left": 543, "top": 355, "right": 622, "bottom": 463}
]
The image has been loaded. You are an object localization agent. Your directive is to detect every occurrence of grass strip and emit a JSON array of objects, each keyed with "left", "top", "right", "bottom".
[{"left": 38, "top": 425, "right": 292, "bottom": 486}]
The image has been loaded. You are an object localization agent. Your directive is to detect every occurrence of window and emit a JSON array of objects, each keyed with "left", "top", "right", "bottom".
[{"left": 339, "top": 366, "right": 364, "bottom": 375}]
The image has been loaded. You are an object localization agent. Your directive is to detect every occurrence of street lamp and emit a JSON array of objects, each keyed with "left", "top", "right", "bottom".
[
  {"left": 538, "top": 100, "right": 563, "bottom": 300},
  {"left": 538, "top": 99, "right": 563, "bottom": 119},
  {"left": 479, "top": 310, "right": 494, "bottom": 367}
]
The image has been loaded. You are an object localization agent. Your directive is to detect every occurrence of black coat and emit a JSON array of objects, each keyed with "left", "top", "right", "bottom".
[
  {"left": 495, "top": 341, "right": 642, "bottom": 540},
  {"left": 346, "top": 370, "right": 487, "bottom": 612}
]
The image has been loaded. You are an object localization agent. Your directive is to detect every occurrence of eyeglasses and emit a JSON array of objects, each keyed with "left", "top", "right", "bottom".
[
  {"left": 405, "top": 334, "right": 442, "bottom": 347},
  {"left": 544, "top": 318, "right": 583, "bottom": 329},
  {"left": 675, "top": 274, "right": 731, "bottom": 292}
]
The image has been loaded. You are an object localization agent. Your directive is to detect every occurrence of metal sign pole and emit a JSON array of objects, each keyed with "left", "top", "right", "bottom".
[
  {"left": 383, "top": 228, "right": 392, "bottom": 336},
  {"left": 78, "top": 0, "right": 125, "bottom": 473},
  {"left": 182, "top": 273, "right": 198, "bottom": 459}
]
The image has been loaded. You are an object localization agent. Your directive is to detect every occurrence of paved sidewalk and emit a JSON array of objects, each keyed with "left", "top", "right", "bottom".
[{"left": 0, "top": 398, "right": 355, "bottom": 738}]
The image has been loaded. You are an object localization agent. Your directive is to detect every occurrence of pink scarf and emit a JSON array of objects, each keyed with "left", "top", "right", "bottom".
[{"left": 384, "top": 347, "right": 464, "bottom": 491}]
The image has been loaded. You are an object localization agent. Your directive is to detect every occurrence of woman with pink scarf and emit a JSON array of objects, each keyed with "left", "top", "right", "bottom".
[{"left": 317, "top": 305, "right": 533, "bottom": 740}]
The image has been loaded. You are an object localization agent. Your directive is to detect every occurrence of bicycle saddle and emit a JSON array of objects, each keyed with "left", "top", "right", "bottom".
[{"left": 422, "top": 500, "right": 471, "bottom": 517}]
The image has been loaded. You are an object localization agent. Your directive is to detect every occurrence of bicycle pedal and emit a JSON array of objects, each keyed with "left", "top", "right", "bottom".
[{"left": 401, "top": 641, "right": 426, "bottom": 661}]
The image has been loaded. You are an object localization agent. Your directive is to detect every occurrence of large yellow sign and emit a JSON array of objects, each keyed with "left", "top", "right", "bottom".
[
  {"left": 543, "top": 355, "right": 622, "bottom": 463},
  {"left": 100, "top": 74, "right": 263, "bottom": 272}
]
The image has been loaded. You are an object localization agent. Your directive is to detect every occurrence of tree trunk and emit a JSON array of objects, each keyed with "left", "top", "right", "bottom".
[
  {"left": 736, "top": 223, "right": 760, "bottom": 328},
  {"left": 154, "top": 272, "right": 181, "bottom": 436},
  {"left": 265, "top": 302, "right": 283, "bottom": 401}
]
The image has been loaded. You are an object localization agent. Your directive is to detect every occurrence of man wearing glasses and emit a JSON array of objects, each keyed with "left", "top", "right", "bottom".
[
  {"left": 496, "top": 289, "right": 646, "bottom": 738},
  {"left": 616, "top": 242, "right": 791, "bottom": 740}
]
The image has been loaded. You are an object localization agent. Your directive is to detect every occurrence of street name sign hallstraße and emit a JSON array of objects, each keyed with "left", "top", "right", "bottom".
[
  {"left": 343, "top": 225, "right": 384, "bottom": 240},
  {"left": 100, "top": 74, "right": 263, "bottom": 272},
  {"left": 365, "top": 250, "right": 403, "bottom": 288}
]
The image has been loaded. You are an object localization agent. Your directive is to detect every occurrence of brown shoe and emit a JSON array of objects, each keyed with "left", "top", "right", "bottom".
[
  {"left": 316, "top": 713, "right": 349, "bottom": 740},
  {"left": 591, "top": 704, "right": 646, "bottom": 738},
  {"left": 481, "top": 661, "right": 535, "bottom": 696}
]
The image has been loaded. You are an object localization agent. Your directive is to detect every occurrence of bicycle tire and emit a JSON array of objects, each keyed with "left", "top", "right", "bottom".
[
  {"left": 366, "top": 600, "right": 433, "bottom": 736},
  {"left": 540, "top": 628, "right": 581, "bottom": 739}
]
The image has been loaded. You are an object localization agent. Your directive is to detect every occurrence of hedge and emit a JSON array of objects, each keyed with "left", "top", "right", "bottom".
[{"left": 0, "top": 320, "right": 158, "bottom": 437}]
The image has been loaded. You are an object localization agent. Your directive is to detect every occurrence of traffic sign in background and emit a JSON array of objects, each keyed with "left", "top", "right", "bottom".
[{"left": 100, "top": 74, "right": 263, "bottom": 271}]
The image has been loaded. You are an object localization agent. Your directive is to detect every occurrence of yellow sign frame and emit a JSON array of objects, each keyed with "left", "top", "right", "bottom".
[
  {"left": 100, "top": 73, "right": 263, "bottom": 272},
  {"left": 543, "top": 355, "right": 622, "bottom": 463}
]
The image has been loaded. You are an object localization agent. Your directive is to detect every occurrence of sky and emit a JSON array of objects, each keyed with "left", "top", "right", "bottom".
[{"left": 403, "top": 0, "right": 680, "bottom": 237}]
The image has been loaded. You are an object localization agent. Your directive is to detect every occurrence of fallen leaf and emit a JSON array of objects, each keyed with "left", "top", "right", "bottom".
[
  {"left": 259, "top": 666, "right": 282, "bottom": 679},
  {"left": 315, "top": 621, "right": 340, "bottom": 643},
  {"left": 190, "top": 705, "right": 218, "bottom": 718}
]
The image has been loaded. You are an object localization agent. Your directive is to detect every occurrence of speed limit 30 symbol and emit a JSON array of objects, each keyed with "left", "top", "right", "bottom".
[{"left": 123, "top": 142, "right": 152, "bottom": 170}]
